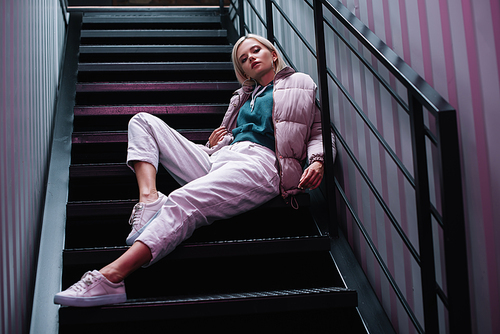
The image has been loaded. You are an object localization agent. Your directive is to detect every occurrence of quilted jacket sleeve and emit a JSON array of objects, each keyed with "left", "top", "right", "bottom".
[{"left": 306, "top": 92, "right": 336, "bottom": 166}]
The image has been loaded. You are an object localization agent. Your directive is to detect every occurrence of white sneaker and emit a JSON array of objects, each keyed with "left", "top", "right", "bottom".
[
  {"left": 126, "top": 192, "right": 167, "bottom": 246},
  {"left": 54, "top": 270, "right": 126, "bottom": 307}
]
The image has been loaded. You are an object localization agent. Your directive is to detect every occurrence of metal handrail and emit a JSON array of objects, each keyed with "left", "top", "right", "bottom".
[{"left": 227, "top": 0, "right": 471, "bottom": 333}]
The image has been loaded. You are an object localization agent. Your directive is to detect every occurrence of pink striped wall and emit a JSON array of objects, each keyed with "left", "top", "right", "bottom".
[
  {"left": 0, "top": 1, "right": 67, "bottom": 333},
  {"left": 338, "top": 0, "right": 500, "bottom": 333}
]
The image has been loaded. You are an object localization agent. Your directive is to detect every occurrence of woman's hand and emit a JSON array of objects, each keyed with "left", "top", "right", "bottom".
[
  {"left": 208, "top": 126, "right": 228, "bottom": 147},
  {"left": 298, "top": 161, "right": 324, "bottom": 190}
]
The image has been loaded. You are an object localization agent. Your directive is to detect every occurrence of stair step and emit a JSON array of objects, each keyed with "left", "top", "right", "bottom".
[
  {"left": 73, "top": 104, "right": 227, "bottom": 116},
  {"left": 82, "top": 15, "right": 221, "bottom": 24},
  {"left": 63, "top": 235, "right": 331, "bottom": 265},
  {"left": 78, "top": 8, "right": 221, "bottom": 15},
  {"left": 76, "top": 81, "right": 239, "bottom": 93},
  {"left": 78, "top": 45, "right": 233, "bottom": 63},
  {"left": 78, "top": 62, "right": 233, "bottom": 72},
  {"left": 58, "top": 287, "right": 357, "bottom": 326},
  {"left": 80, "top": 29, "right": 227, "bottom": 39},
  {"left": 68, "top": 161, "right": 196, "bottom": 177},
  {"left": 69, "top": 163, "right": 132, "bottom": 177},
  {"left": 79, "top": 45, "right": 233, "bottom": 54},
  {"left": 66, "top": 195, "right": 311, "bottom": 217},
  {"left": 72, "top": 131, "right": 127, "bottom": 144},
  {"left": 72, "top": 129, "right": 211, "bottom": 144},
  {"left": 64, "top": 195, "right": 318, "bottom": 249}
]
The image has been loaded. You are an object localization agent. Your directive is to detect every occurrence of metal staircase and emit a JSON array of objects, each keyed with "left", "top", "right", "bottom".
[{"left": 54, "top": 7, "right": 364, "bottom": 333}]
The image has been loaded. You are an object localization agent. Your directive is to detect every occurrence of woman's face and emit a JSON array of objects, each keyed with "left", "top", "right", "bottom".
[{"left": 237, "top": 38, "right": 277, "bottom": 85}]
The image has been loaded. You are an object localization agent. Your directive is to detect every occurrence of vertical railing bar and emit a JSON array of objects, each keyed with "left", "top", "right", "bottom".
[
  {"left": 409, "top": 93, "right": 439, "bottom": 334},
  {"left": 219, "top": 0, "right": 227, "bottom": 29},
  {"left": 313, "top": 0, "right": 337, "bottom": 237},
  {"left": 265, "top": 0, "right": 274, "bottom": 44},
  {"left": 238, "top": 0, "right": 245, "bottom": 37},
  {"left": 436, "top": 110, "right": 472, "bottom": 333}
]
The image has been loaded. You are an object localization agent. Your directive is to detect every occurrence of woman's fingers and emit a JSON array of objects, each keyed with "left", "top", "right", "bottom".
[
  {"left": 298, "top": 162, "right": 324, "bottom": 190},
  {"left": 208, "top": 126, "right": 228, "bottom": 147}
]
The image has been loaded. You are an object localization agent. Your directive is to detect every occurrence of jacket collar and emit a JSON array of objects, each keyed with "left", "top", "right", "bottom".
[
  {"left": 274, "top": 66, "right": 295, "bottom": 82},
  {"left": 236, "top": 66, "right": 295, "bottom": 96}
]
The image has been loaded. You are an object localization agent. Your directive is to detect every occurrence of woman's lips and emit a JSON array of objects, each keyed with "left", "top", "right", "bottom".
[{"left": 251, "top": 61, "right": 260, "bottom": 69}]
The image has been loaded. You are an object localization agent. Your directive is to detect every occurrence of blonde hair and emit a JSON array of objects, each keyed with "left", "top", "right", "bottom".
[{"left": 231, "top": 34, "right": 287, "bottom": 85}]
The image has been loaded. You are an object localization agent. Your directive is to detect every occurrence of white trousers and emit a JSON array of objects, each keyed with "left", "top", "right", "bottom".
[{"left": 127, "top": 113, "right": 280, "bottom": 266}]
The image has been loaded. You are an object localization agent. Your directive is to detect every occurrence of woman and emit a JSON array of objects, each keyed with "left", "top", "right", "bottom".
[{"left": 54, "top": 34, "right": 332, "bottom": 307}]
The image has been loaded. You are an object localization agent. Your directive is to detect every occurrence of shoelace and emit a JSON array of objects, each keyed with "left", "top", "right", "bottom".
[
  {"left": 128, "top": 203, "right": 144, "bottom": 227},
  {"left": 69, "top": 271, "right": 97, "bottom": 292}
]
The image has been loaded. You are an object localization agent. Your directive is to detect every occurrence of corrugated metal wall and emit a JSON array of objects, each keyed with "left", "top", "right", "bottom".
[
  {"left": 336, "top": 1, "right": 500, "bottom": 333},
  {"left": 237, "top": 0, "right": 499, "bottom": 333},
  {"left": 0, "top": 1, "right": 67, "bottom": 333}
]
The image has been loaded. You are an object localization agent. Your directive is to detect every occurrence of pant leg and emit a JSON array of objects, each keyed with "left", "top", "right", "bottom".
[
  {"left": 127, "top": 112, "right": 212, "bottom": 185},
  {"left": 136, "top": 142, "right": 280, "bottom": 266}
]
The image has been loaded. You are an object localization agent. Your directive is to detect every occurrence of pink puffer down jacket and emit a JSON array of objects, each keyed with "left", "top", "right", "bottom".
[{"left": 201, "top": 67, "right": 335, "bottom": 198}]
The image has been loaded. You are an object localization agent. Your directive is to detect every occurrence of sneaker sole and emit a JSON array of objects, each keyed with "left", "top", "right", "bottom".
[
  {"left": 54, "top": 293, "right": 127, "bottom": 307},
  {"left": 125, "top": 209, "right": 161, "bottom": 246}
]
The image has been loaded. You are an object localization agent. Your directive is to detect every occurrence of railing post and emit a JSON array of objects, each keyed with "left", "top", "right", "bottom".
[
  {"left": 437, "top": 110, "right": 472, "bottom": 333},
  {"left": 313, "top": 0, "right": 338, "bottom": 237},
  {"left": 408, "top": 93, "right": 439, "bottom": 334},
  {"left": 238, "top": 0, "right": 245, "bottom": 37},
  {"left": 265, "top": 0, "right": 274, "bottom": 44}
]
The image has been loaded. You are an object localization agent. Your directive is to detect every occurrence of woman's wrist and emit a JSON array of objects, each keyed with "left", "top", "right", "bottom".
[{"left": 309, "top": 154, "right": 324, "bottom": 166}]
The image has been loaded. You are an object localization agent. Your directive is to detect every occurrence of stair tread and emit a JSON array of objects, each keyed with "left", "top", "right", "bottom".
[
  {"left": 78, "top": 62, "right": 233, "bottom": 72},
  {"left": 70, "top": 161, "right": 205, "bottom": 177},
  {"left": 78, "top": 8, "right": 221, "bottom": 14},
  {"left": 72, "top": 129, "right": 211, "bottom": 144},
  {"left": 59, "top": 286, "right": 357, "bottom": 325},
  {"left": 81, "top": 29, "right": 227, "bottom": 38},
  {"left": 79, "top": 45, "right": 233, "bottom": 54},
  {"left": 76, "top": 81, "right": 239, "bottom": 92},
  {"left": 66, "top": 194, "right": 311, "bottom": 217},
  {"left": 63, "top": 235, "right": 331, "bottom": 264},
  {"left": 82, "top": 16, "right": 220, "bottom": 24},
  {"left": 72, "top": 131, "right": 128, "bottom": 144},
  {"left": 69, "top": 163, "right": 133, "bottom": 177},
  {"left": 74, "top": 104, "right": 227, "bottom": 116}
]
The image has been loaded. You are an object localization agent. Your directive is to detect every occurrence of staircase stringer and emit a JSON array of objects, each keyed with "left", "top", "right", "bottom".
[{"left": 29, "top": 12, "right": 81, "bottom": 334}]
